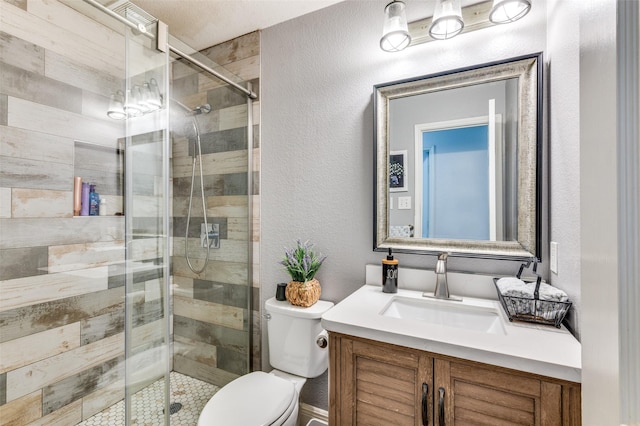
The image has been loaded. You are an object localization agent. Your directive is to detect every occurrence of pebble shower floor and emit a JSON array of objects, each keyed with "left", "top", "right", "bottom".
[{"left": 79, "top": 372, "right": 218, "bottom": 426}]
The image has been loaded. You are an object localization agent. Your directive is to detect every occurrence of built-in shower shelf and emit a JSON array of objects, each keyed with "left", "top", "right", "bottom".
[{"left": 72, "top": 215, "right": 125, "bottom": 218}]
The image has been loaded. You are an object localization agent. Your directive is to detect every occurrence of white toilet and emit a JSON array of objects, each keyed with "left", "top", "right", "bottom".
[{"left": 197, "top": 297, "right": 334, "bottom": 426}]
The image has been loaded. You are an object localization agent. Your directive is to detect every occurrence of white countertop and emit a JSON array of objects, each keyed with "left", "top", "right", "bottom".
[{"left": 321, "top": 283, "right": 582, "bottom": 383}]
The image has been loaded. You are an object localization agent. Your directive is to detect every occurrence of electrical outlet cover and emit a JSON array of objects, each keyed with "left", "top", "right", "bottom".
[{"left": 398, "top": 197, "right": 411, "bottom": 210}]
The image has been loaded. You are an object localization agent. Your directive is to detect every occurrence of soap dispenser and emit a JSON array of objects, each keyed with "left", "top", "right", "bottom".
[{"left": 382, "top": 248, "right": 398, "bottom": 293}]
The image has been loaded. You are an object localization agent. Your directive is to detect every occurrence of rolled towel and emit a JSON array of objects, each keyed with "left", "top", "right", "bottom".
[
  {"left": 496, "top": 277, "right": 569, "bottom": 302},
  {"left": 496, "top": 277, "right": 534, "bottom": 315},
  {"left": 537, "top": 283, "right": 569, "bottom": 302}
]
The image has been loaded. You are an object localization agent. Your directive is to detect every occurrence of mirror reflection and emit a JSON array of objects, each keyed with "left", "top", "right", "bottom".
[
  {"left": 388, "top": 79, "right": 518, "bottom": 241},
  {"left": 375, "top": 54, "right": 541, "bottom": 259}
]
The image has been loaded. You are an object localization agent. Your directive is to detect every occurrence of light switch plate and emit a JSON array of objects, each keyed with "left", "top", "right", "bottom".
[{"left": 550, "top": 241, "right": 558, "bottom": 274}]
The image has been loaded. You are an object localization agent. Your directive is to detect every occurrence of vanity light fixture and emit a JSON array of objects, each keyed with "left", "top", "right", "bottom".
[
  {"left": 489, "top": 0, "right": 531, "bottom": 24},
  {"left": 429, "top": 0, "right": 464, "bottom": 40},
  {"left": 381, "top": 0, "right": 533, "bottom": 51},
  {"left": 107, "top": 79, "right": 163, "bottom": 120},
  {"left": 380, "top": 1, "right": 412, "bottom": 52}
]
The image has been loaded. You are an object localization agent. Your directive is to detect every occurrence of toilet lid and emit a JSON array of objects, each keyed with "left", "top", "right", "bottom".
[{"left": 199, "top": 371, "right": 296, "bottom": 426}]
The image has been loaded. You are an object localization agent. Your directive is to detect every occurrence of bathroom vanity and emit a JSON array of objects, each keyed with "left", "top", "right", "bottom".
[{"left": 322, "top": 284, "right": 581, "bottom": 425}]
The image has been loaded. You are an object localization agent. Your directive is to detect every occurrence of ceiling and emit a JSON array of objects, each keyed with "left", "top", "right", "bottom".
[
  {"left": 127, "top": 0, "right": 344, "bottom": 51},
  {"left": 123, "top": 0, "right": 487, "bottom": 52}
]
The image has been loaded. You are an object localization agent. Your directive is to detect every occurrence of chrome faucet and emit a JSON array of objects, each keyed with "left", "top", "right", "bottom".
[
  {"left": 433, "top": 253, "right": 450, "bottom": 299},
  {"left": 423, "top": 253, "right": 462, "bottom": 301}
]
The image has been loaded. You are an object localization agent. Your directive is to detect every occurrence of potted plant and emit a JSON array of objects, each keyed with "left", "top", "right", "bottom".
[{"left": 280, "top": 239, "right": 326, "bottom": 307}]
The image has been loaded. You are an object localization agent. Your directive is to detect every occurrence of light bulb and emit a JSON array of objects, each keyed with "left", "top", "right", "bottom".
[
  {"left": 489, "top": 0, "right": 531, "bottom": 24},
  {"left": 429, "top": 0, "right": 464, "bottom": 40}
]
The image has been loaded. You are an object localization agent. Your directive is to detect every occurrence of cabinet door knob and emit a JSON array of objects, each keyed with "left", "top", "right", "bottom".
[
  {"left": 438, "top": 387, "right": 446, "bottom": 426},
  {"left": 421, "top": 382, "right": 429, "bottom": 426}
]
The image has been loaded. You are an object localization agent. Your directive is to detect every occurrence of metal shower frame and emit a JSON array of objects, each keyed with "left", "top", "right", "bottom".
[{"left": 82, "top": 0, "right": 258, "bottom": 100}]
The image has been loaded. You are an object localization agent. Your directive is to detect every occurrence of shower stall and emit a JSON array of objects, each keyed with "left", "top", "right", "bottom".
[{"left": 0, "top": 0, "right": 258, "bottom": 424}]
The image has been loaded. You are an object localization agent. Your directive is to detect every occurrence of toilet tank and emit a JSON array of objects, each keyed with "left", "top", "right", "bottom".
[{"left": 265, "top": 297, "right": 334, "bottom": 378}]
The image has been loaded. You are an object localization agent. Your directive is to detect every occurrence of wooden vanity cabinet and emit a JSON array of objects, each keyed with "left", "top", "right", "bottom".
[{"left": 328, "top": 333, "right": 581, "bottom": 426}]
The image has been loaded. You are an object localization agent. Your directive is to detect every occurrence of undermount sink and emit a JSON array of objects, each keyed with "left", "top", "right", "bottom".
[{"left": 380, "top": 296, "right": 506, "bottom": 335}]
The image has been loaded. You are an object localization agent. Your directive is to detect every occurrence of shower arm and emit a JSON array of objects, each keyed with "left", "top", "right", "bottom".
[{"left": 81, "top": 0, "right": 258, "bottom": 100}]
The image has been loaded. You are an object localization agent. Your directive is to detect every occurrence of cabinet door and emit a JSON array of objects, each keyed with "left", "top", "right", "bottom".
[
  {"left": 433, "top": 357, "right": 580, "bottom": 426},
  {"left": 329, "top": 334, "right": 433, "bottom": 426}
]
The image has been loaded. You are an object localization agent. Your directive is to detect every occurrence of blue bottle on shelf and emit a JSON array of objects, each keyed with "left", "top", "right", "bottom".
[{"left": 89, "top": 184, "right": 100, "bottom": 216}]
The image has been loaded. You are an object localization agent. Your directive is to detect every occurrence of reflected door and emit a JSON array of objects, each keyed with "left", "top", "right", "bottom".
[
  {"left": 414, "top": 114, "right": 503, "bottom": 241},
  {"left": 422, "top": 125, "right": 489, "bottom": 239}
]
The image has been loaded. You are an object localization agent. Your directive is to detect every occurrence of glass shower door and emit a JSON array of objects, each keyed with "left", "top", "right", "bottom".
[{"left": 123, "top": 19, "right": 171, "bottom": 426}]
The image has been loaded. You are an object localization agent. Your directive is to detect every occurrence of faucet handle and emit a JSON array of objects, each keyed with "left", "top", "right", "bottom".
[{"left": 435, "top": 252, "right": 448, "bottom": 274}]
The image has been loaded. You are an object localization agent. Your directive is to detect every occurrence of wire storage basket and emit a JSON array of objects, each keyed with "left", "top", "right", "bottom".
[{"left": 493, "top": 277, "right": 572, "bottom": 328}]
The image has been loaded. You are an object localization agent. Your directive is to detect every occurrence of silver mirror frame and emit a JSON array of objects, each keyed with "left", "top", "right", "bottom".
[{"left": 374, "top": 53, "right": 542, "bottom": 260}]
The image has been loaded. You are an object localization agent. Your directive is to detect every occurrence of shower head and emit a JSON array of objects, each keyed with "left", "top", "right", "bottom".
[{"left": 168, "top": 99, "right": 210, "bottom": 158}]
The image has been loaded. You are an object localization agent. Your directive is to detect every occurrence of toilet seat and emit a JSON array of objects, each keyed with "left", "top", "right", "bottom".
[{"left": 197, "top": 371, "right": 297, "bottom": 426}]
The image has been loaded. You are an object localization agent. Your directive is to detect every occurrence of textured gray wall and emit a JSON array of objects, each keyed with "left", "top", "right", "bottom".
[
  {"left": 261, "top": 0, "right": 553, "bottom": 410},
  {"left": 546, "top": 0, "right": 582, "bottom": 339}
]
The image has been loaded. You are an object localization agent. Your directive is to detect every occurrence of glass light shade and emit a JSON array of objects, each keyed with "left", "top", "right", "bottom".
[
  {"left": 429, "top": 0, "right": 464, "bottom": 40},
  {"left": 489, "top": 0, "right": 531, "bottom": 24},
  {"left": 140, "top": 83, "right": 160, "bottom": 112},
  {"left": 147, "top": 78, "right": 163, "bottom": 108},
  {"left": 123, "top": 88, "right": 142, "bottom": 117},
  {"left": 133, "top": 85, "right": 151, "bottom": 113},
  {"left": 380, "top": 1, "right": 411, "bottom": 52},
  {"left": 107, "top": 91, "right": 126, "bottom": 120}
]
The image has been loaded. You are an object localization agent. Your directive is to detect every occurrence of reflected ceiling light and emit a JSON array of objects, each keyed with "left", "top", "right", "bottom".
[
  {"left": 380, "top": 1, "right": 411, "bottom": 52},
  {"left": 146, "top": 78, "right": 163, "bottom": 109},
  {"left": 429, "top": 0, "right": 464, "bottom": 40},
  {"left": 123, "top": 87, "right": 142, "bottom": 117},
  {"left": 489, "top": 0, "right": 531, "bottom": 24},
  {"left": 107, "top": 79, "right": 163, "bottom": 120},
  {"left": 138, "top": 83, "right": 154, "bottom": 112},
  {"left": 107, "top": 90, "right": 126, "bottom": 120}
]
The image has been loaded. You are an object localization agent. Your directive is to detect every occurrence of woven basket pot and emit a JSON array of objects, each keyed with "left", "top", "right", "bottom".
[{"left": 285, "top": 279, "right": 321, "bottom": 307}]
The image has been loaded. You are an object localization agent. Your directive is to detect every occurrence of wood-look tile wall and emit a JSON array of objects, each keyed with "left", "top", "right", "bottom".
[
  {"left": 0, "top": 1, "right": 162, "bottom": 424},
  {"left": 0, "top": 1, "right": 262, "bottom": 424},
  {"left": 171, "top": 31, "right": 262, "bottom": 386}
]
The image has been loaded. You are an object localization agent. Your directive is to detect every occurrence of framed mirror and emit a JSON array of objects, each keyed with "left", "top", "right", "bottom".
[{"left": 374, "top": 53, "right": 542, "bottom": 260}]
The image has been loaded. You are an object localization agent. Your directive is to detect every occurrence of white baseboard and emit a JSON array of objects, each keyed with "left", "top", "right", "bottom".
[{"left": 297, "top": 402, "right": 328, "bottom": 426}]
